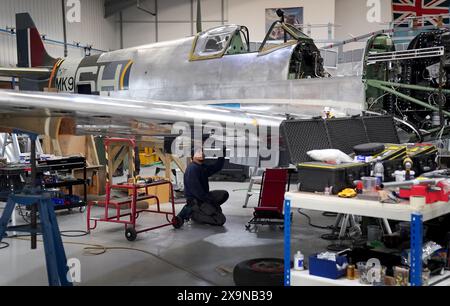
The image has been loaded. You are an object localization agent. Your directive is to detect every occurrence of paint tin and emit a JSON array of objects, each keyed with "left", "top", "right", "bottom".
[{"left": 347, "top": 265, "right": 355, "bottom": 280}]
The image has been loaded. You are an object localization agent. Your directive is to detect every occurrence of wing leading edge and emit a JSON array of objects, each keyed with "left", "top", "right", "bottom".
[{"left": 0, "top": 89, "right": 284, "bottom": 137}]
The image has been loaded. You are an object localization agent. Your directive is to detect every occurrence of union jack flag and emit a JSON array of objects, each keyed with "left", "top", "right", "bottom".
[{"left": 392, "top": 0, "right": 450, "bottom": 27}]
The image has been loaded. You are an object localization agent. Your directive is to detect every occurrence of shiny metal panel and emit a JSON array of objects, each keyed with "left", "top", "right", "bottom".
[
  {"left": 0, "top": 89, "right": 283, "bottom": 135},
  {"left": 92, "top": 36, "right": 363, "bottom": 105},
  {"left": 82, "top": 36, "right": 296, "bottom": 101}
]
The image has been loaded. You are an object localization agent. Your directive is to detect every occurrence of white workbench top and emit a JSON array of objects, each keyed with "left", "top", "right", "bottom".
[{"left": 285, "top": 192, "right": 450, "bottom": 222}]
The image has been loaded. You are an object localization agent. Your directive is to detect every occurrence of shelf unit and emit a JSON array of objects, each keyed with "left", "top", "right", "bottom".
[
  {"left": 290, "top": 269, "right": 450, "bottom": 286},
  {"left": 283, "top": 191, "right": 450, "bottom": 286},
  {"left": 0, "top": 158, "right": 87, "bottom": 212},
  {"left": 39, "top": 159, "right": 87, "bottom": 212}
]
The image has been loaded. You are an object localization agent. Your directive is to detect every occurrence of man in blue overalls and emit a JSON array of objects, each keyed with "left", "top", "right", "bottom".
[{"left": 177, "top": 148, "right": 229, "bottom": 226}]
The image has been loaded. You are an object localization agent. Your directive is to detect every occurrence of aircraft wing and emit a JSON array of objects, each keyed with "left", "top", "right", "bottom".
[{"left": 0, "top": 90, "right": 285, "bottom": 139}]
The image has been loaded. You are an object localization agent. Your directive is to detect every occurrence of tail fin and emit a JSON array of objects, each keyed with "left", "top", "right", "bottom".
[{"left": 16, "top": 13, "right": 57, "bottom": 68}]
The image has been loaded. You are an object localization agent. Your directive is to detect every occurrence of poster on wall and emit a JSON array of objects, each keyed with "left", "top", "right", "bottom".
[
  {"left": 392, "top": 0, "right": 450, "bottom": 27},
  {"left": 265, "top": 7, "right": 303, "bottom": 40}
]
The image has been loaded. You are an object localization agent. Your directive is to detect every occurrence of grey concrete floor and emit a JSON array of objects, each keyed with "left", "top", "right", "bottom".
[{"left": 0, "top": 169, "right": 336, "bottom": 286}]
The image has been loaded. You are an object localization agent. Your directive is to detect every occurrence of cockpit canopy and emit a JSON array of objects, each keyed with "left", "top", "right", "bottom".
[
  {"left": 189, "top": 23, "right": 313, "bottom": 61},
  {"left": 190, "top": 25, "right": 250, "bottom": 60}
]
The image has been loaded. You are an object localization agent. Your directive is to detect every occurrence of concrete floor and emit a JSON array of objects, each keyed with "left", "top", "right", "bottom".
[{"left": 0, "top": 170, "right": 336, "bottom": 286}]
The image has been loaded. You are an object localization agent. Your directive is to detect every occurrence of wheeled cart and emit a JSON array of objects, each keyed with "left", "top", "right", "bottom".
[
  {"left": 86, "top": 137, "right": 182, "bottom": 241},
  {"left": 87, "top": 180, "right": 181, "bottom": 241}
]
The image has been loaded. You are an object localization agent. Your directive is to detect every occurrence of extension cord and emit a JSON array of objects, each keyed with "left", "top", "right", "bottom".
[{"left": 10, "top": 236, "right": 218, "bottom": 286}]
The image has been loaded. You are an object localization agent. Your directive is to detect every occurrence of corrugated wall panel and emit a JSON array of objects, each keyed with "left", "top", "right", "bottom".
[
  {"left": 66, "top": 0, "right": 117, "bottom": 58},
  {"left": 120, "top": 0, "right": 157, "bottom": 47},
  {"left": 0, "top": 0, "right": 116, "bottom": 67},
  {"left": 119, "top": 0, "right": 228, "bottom": 47}
]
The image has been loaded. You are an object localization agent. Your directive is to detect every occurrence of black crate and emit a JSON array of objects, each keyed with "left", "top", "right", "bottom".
[
  {"left": 281, "top": 115, "right": 399, "bottom": 165},
  {"left": 281, "top": 119, "right": 331, "bottom": 165},
  {"left": 298, "top": 162, "right": 370, "bottom": 194},
  {"left": 326, "top": 117, "right": 369, "bottom": 154},
  {"left": 363, "top": 116, "right": 400, "bottom": 144}
]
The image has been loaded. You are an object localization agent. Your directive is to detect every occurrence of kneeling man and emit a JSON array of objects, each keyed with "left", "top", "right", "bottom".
[{"left": 177, "top": 148, "right": 229, "bottom": 226}]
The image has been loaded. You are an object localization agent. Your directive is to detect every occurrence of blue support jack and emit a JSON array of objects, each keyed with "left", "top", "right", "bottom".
[
  {"left": 0, "top": 129, "right": 72, "bottom": 286},
  {"left": 0, "top": 192, "right": 72, "bottom": 286}
]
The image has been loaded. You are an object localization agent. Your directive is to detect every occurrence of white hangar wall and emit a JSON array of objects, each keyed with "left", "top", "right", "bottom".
[
  {"left": 118, "top": 0, "right": 336, "bottom": 47},
  {"left": 0, "top": 0, "right": 117, "bottom": 67}
]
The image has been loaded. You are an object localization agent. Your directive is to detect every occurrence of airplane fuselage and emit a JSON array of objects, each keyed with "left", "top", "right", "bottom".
[
  {"left": 55, "top": 36, "right": 297, "bottom": 101},
  {"left": 2, "top": 15, "right": 364, "bottom": 116},
  {"left": 51, "top": 19, "right": 341, "bottom": 105}
]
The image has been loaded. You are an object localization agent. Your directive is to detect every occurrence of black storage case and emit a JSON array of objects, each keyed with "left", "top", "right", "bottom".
[
  {"left": 281, "top": 115, "right": 400, "bottom": 166},
  {"left": 280, "top": 115, "right": 400, "bottom": 192},
  {"left": 378, "top": 144, "right": 438, "bottom": 182},
  {"left": 297, "top": 162, "right": 370, "bottom": 194}
]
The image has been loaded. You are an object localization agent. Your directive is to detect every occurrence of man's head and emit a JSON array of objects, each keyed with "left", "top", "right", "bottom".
[{"left": 193, "top": 149, "right": 205, "bottom": 165}]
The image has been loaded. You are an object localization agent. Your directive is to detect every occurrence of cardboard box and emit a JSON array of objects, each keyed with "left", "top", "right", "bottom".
[{"left": 128, "top": 177, "right": 171, "bottom": 206}]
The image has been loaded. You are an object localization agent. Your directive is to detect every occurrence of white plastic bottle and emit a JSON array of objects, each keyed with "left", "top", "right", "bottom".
[
  {"left": 294, "top": 251, "right": 304, "bottom": 271},
  {"left": 373, "top": 157, "right": 384, "bottom": 186}
]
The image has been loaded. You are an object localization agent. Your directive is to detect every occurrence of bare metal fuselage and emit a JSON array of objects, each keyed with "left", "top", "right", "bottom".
[
  {"left": 0, "top": 16, "right": 367, "bottom": 167},
  {"left": 54, "top": 36, "right": 364, "bottom": 115}
]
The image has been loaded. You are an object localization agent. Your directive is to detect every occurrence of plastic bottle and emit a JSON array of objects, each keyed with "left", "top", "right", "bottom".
[
  {"left": 294, "top": 251, "right": 304, "bottom": 271},
  {"left": 373, "top": 157, "right": 384, "bottom": 187}
]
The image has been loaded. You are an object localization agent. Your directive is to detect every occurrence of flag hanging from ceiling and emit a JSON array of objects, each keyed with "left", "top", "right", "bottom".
[{"left": 392, "top": 0, "right": 450, "bottom": 27}]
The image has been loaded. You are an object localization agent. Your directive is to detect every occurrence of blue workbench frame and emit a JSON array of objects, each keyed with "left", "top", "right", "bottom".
[
  {"left": 284, "top": 199, "right": 291, "bottom": 286},
  {"left": 410, "top": 212, "right": 423, "bottom": 286},
  {"left": 283, "top": 198, "right": 424, "bottom": 286}
]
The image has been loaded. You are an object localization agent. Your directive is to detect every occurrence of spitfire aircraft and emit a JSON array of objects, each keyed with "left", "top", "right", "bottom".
[
  {"left": 0, "top": 11, "right": 370, "bottom": 167},
  {"left": 0, "top": 12, "right": 363, "bottom": 109}
]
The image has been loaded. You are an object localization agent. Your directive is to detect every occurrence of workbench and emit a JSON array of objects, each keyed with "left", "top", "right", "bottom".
[
  {"left": 39, "top": 158, "right": 87, "bottom": 212},
  {"left": 0, "top": 157, "right": 87, "bottom": 212},
  {"left": 290, "top": 269, "right": 450, "bottom": 286},
  {"left": 283, "top": 191, "right": 450, "bottom": 286}
]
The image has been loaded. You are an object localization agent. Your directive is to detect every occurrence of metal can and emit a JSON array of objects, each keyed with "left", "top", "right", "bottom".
[{"left": 347, "top": 265, "right": 356, "bottom": 280}]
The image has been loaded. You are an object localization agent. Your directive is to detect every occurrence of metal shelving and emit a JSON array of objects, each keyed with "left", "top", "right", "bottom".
[
  {"left": 283, "top": 191, "right": 450, "bottom": 286},
  {"left": 0, "top": 158, "right": 88, "bottom": 212}
]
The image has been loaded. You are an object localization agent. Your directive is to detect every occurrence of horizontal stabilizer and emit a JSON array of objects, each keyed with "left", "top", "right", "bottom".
[{"left": 0, "top": 67, "right": 51, "bottom": 78}]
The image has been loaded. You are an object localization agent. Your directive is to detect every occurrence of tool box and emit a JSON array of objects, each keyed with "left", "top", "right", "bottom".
[
  {"left": 381, "top": 144, "right": 438, "bottom": 182},
  {"left": 297, "top": 162, "right": 370, "bottom": 194},
  {"left": 399, "top": 182, "right": 449, "bottom": 204},
  {"left": 373, "top": 144, "right": 407, "bottom": 161},
  {"left": 408, "top": 144, "right": 439, "bottom": 175},
  {"left": 358, "top": 143, "right": 438, "bottom": 182},
  {"left": 309, "top": 254, "right": 348, "bottom": 279}
]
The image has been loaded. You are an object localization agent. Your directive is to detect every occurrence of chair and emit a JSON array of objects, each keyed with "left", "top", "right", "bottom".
[{"left": 245, "top": 168, "right": 289, "bottom": 231}]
